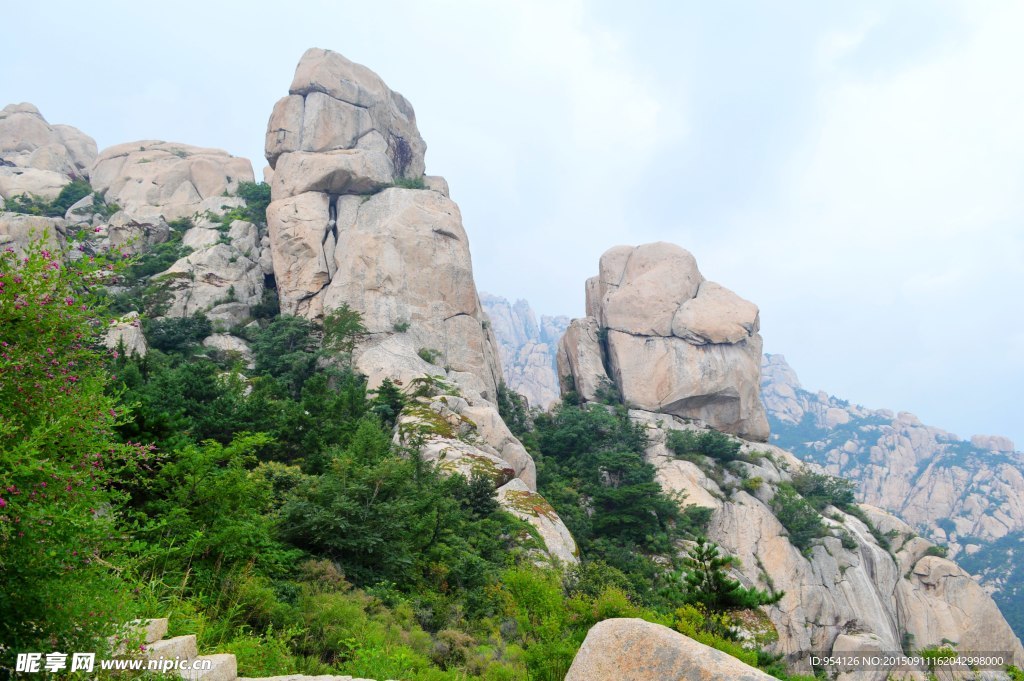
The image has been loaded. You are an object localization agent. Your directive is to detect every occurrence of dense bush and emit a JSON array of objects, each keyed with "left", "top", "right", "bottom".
[
  {"left": 0, "top": 241, "right": 145, "bottom": 661},
  {"left": 667, "top": 428, "right": 745, "bottom": 462},
  {"left": 789, "top": 469, "right": 856, "bottom": 512},
  {"left": 4, "top": 244, "right": 810, "bottom": 680},
  {"left": 533, "top": 403, "right": 706, "bottom": 604},
  {"left": 771, "top": 485, "right": 827, "bottom": 552}
]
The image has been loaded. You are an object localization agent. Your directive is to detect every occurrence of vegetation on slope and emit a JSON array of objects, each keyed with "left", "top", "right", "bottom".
[{"left": 2, "top": 233, "right": 810, "bottom": 680}]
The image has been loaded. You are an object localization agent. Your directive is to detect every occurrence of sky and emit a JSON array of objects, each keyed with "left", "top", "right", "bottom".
[{"left": 4, "top": 1, "right": 1023, "bottom": 447}]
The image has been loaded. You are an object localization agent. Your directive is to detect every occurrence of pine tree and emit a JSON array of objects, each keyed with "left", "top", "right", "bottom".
[{"left": 681, "top": 537, "right": 783, "bottom": 611}]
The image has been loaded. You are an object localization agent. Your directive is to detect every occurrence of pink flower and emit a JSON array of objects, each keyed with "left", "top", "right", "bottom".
[{"left": 0, "top": 497, "right": 6, "bottom": 508}]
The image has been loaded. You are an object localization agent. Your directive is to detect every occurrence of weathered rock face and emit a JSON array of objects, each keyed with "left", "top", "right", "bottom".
[
  {"left": 629, "top": 409, "right": 1024, "bottom": 675},
  {"left": 0, "top": 104, "right": 96, "bottom": 201},
  {"left": 480, "top": 293, "right": 568, "bottom": 408},
  {"left": 91, "top": 141, "right": 254, "bottom": 221},
  {"left": 264, "top": 49, "right": 573, "bottom": 563},
  {"left": 560, "top": 243, "right": 769, "bottom": 440},
  {"left": 762, "top": 353, "right": 1024, "bottom": 637},
  {"left": 266, "top": 48, "right": 425, "bottom": 180},
  {"left": 158, "top": 218, "right": 265, "bottom": 326},
  {"left": 105, "top": 312, "right": 147, "bottom": 358},
  {"left": 566, "top": 618, "right": 775, "bottom": 681},
  {"left": 0, "top": 213, "right": 65, "bottom": 255}
]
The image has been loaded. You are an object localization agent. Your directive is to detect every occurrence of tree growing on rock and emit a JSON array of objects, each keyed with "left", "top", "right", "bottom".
[{"left": 681, "top": 537, "right": 783, "bottom": 612}]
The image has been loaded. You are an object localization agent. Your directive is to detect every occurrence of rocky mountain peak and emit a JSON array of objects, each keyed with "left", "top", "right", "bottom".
[
  {"left": 260, "top": 49, "right": 576, "bottom": 563},
  {"left": 560, "top": 242, "right": 769, "bottom": 441},
  {"left": 0, "top": 104, "right": 96, "bottom": 200},
  {"left": 480, "top": 293, "right": 568, "bottom": 409},
  {"left": 266, "top": 47, "right": 426, "bottom": 180}
]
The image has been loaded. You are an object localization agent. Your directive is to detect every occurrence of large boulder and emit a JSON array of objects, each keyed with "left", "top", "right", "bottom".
[
  {"left": 90, "top": 141, "right": 254, "bottom": 221},
  {"left": 266, "top": 48, "right": 426, "bottom": 179},
  {"left": 0, "top": 103, "right": 97, "bottom": 200},
  {"left": 0, "top": 213, "right": 64, "bottom": 254},
  {"left": 565, "top": 618, "right": 775, "bottom": 681},
  {"left": 559, "top": 243, "right": 769, "bottom": 441}
]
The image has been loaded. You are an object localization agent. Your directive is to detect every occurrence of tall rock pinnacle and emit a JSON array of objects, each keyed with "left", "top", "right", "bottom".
[{"left": 263, "top": 48, "right": 577, "bottom": 563}]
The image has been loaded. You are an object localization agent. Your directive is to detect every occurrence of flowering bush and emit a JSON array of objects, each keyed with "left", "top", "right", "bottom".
[{"left": 0, "top": 240, "right": 145, "bottom": 661}]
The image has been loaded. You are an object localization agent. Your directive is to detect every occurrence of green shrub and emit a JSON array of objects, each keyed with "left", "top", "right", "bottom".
[
  {"left": 418, "top": 347, "right": 442, "bottom": 364},
  {"left": 667, "top": 429, "right": 744, "bottom": 462},
  {"left": 789, "top": 469, "right": 856, "bottom": 512},
  {"left": 0, "top": 240, "right": 143, "bottom": 661},
  {"left": 925, "top": 544, "right": 949, "bottom": 558},
  {"left": 393, "top": 176, "right": 426, "bottom": 189},
  {"left": 772, "top": 485, "right": 826, "bottom": 552},
  {"left": 235, "top": 181, "right": 271, "bottom": 226},
  {"left": 144, "top": 313, "right": 212, "bottom": 353},
  {"left": 680, "top": 537, "right": 783, "bottom": 613}
]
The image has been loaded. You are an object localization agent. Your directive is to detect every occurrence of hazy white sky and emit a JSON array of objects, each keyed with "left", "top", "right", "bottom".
[{"left": 4, "top": 1, "right": 1022, "bottom": 446}]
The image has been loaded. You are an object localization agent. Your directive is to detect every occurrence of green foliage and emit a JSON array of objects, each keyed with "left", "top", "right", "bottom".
[
  {"left": 771, "top": 485, "right": 827, "bottom": 552},
  {"left": 323, "top": 303, "right": 366, "bottom": 358},
  {"left": 0, "top": 240, "right": 143, "bottom": 661},
  {"left": 143, "top": 313, "right": 212, "bottom": 354},
  {"left": 252, "top": 315, "right": 319, "bottom": 397},
  {"left": 679, "top": 537, "right": 783, "bottom": 614},
  {"left": 496, "top": 381, "right": 531, "bottom": 439},
  {"left": 924, "top": 544, "right": 949, "bottom": 558},
  {"left": 418, "top": 347, "right": 442, "bottom": 364},
  {"left": 3, "top": 179, "right": 92, "bottom": 217},
  {"left": 280, "top": 417, "right": 527, "bottom": 597},
  {"left": 667, "top": 428, "right": 744, "bottom": 462},
  {"left": 533, "top": 404, "right": 698, "bottom": 605},
  {"left": 132, "top": 434, "right": 301, "bottom": 589},
  {"left": 918, "top": 644, "right": 958, "bottom": 672},
  {"left": 394, "top": 176, "right": 427, "bottom": 189},
  {"left": 789, "top": 469, "right": 856, "bottom": 512},
  {"left": 369, "top": 377, "right": 405, "bottom": 429},
  {"left": 235, "top": 181, "right": 272, "bottom": 226},
  {"left": 742, "top": 476, "right": 763, "bottom": 493}
]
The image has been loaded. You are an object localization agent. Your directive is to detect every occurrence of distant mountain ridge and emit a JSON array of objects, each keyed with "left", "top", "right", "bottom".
[
  {"left": 480, "top": 293, "right": 568, "bottom": 409},
  {"left": 761, "top": 353, "right": 1024, "bottom": 636}
]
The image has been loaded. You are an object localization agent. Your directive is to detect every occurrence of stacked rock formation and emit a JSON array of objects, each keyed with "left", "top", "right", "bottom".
[
  {"left": 264, "top": 49, "right": 576, "bottom": 564},
  {"left": 558, "top": 242, "right": 769, "bottom": 441},
  {"left": 555, "top": 246, "right": 1023, "bottom": 673},
  {"left": 0, "top": 103, "right": 95, "bottom": 201},
  {"left": 0, "top": 104, "right": 97, "bottom": 255}
]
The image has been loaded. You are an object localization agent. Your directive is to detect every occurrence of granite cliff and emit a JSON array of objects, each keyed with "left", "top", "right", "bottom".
[
  {"left": 558, "top": 244, "right": 1023, "bottom": 676},
  {"left": 763, "top": 353, "right": 1024, "bottom": 637}
]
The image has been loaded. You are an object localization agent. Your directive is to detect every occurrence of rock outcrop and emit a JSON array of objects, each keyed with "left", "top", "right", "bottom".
[
  {"left": 558, "top": 243, "right": 769, "bottom": 440},
  {"left": 630, "top": 409, "right": 1024, "bottom": 675},
  {"left": 480, "top": 293, "right": 568, "bottom": 408},
  {"left": 0, "top": 103, "right": 96, "bottom": 201},
  {"left": 762, "top": 352, "right": 1024, "bottom": 637},
  {"left": 91, "top": 141, "right": 254, "bottom": 222},
  {"left": 566, "top": 618, "right": 775, "bottom": 681},
  {"left": 264, "top": 49, "right": 575, "bottom": 565}
]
